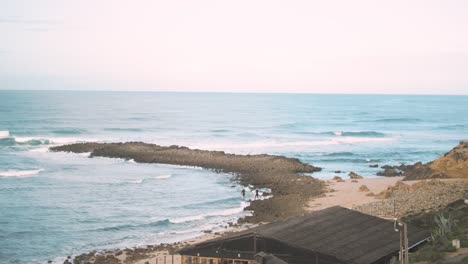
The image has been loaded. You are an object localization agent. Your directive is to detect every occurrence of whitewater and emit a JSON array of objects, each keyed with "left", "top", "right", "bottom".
[{"left": 0, "top": 91, "right": 467, "bottom": 263}]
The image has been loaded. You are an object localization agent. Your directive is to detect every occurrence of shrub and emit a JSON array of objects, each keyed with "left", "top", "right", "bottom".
[
  {"left": 432, "top": 213, "right": 454, "bottom": 241},
  {"left": 409, "top": 244, "right": 445, "bottom": 262}
]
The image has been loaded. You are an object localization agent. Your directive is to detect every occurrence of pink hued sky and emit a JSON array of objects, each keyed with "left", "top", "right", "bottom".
[{"left": 1, "top": 0, "right": 468, "bottom": 95}]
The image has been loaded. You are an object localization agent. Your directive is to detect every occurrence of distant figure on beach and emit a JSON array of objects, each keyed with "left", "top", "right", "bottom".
[
  {"left": 255, "top": 189, "right": 259, "bottom": 199},
  {"left": 241, "top": 189, "right": 245, "bottom": 199}
]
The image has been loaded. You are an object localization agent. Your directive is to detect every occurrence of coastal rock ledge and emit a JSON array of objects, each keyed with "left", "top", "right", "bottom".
[
  {"left": 377, "top": 141, "right": 468, "bottom": 180},
  {"left": 50, "top": 142, "right": 324, "bottom": 223}
]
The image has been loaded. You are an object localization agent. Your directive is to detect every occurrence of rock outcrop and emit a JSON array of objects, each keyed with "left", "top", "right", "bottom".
[
  {"left": 348, "top": 171, "right": 364, "bottom": 179},
  {"left": 332, "top": 176, "right": 344, "bottom": 182},
  {"left": 377, "top": 141, "right": 468, "bottom": 180},
  {"left": 376, "top": 165, "right": 402, "bottom": 177},
  {"left": 358, "top": 185, "right": 370, "bottom": 192}
]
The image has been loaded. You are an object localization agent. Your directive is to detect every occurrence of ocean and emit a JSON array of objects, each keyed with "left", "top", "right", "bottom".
[{"left": 0, "top": 91, "right": 467, "bottom": 263}]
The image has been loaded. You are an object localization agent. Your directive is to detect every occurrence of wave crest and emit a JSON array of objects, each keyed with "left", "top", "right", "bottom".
[
  {"left": 169, "top": 201, "right": 250, "bottom": 224},
  {"left": 125, "top": 174, "right": 172, "bottom": 184},
  {"left": 320, "top": 131, "right": 385, "bottom": 137},
  {"left": 0, "top": 169, "right": 44, "bottom": 177},
  {"left": 0, "top": 135, "right": 98, "bottom": 147}
]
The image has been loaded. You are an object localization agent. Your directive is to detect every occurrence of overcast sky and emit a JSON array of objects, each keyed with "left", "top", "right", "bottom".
[{"left": 1, "top": 0, "right": 468, "bottom": 94}]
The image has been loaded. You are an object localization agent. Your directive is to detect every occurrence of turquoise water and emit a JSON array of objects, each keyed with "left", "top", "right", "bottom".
[{"left": 0, "top": 91, "right": 467, "bottom": 263}]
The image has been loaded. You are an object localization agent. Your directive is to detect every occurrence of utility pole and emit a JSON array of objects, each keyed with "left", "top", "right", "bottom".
[
  {"left": 404, "top": 223, "right": 409, "bottom": 264},
  {"left": 394, "top": 219, "right": 409, "bottom": 264},
  {"left": 253, "top": 234, "right": 257, "bottom": 254}
]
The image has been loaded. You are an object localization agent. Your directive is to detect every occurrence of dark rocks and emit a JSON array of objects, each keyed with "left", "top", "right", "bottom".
[
  {"left": 51, "top": 142, "right": 325, "bottom": 224},
  {"left": 376, "top": 166, "right": 402, "bottom": 177},
  {"left": 332, "top": 176, "right": 344, "bottom": 182},
  {"left": 369, "top": 164, "right": 379, "bottom": 168},
  {"left": 358, "top": 185, "right": 370, "bottom": 192},
  {"left": 348, "top": 171, "right": 363, "bottom": 179},
  {"left": 334, "top": 170, "right": 343, "bottom": 173},
  {"left": 376, "top": 142, "right": 468, "bottom": 180}
]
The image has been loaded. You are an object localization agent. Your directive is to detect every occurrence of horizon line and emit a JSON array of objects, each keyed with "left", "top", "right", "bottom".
[{"left": 1, "top": 89, "right": 467, "bottom": 96}]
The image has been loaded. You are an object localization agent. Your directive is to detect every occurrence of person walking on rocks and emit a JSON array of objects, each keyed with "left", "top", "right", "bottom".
[
  {"left": 255, "top": 189, "right": 259, "bottom": 199},
  {"left": 241, "top": 189, "right": 245, "bottom": 199}
]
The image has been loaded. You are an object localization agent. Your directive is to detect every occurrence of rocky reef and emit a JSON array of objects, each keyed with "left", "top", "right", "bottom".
[
  {"left": 377, "top": 141, "right": 468, "bottom": 180},
  {"left": 50, "top": 142, "right": 324, "bottom": 223}
]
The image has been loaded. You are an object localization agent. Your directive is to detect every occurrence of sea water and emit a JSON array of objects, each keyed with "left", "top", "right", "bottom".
[{"left": 0, "top": 91, "right": 467, "bottom": 263}]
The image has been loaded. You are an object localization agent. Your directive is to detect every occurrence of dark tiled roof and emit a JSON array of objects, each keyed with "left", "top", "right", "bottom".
[
  {"left": 181, "top": 207, "right": 430, "bottom": 264},
  {"left": 256, "top": 252, "right": 289, "bottom": 264}
]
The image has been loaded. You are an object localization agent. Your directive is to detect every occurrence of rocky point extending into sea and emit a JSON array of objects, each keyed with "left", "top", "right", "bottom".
[{"left": 50, "top": 142, "right": 325, "bottom": 223}]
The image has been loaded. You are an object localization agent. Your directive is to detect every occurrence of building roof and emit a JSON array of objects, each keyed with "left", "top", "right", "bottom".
[
  {"left": 180, "top": 206, "right": 430, "bottom": 264},
  {"left": 256, "top": 252, "right": 289, "bottom": 264}
]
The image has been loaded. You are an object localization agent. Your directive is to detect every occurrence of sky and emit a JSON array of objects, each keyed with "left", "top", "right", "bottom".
[{"left": 1, "top": 0, "right": 468, "bottom": 94}]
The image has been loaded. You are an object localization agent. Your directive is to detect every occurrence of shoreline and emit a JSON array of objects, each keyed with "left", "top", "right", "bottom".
[
  {"left": 70, "top": 176, "right": 468, "bottom": 264},
  {"left": 49, "top": 141, "right": 468, "bottom": 264},
  {"left": 72, "top": 224, "right": 258, "bottom": 264},
  {"left": 50, "top": 142, "right": 325, "bottom": 224}
]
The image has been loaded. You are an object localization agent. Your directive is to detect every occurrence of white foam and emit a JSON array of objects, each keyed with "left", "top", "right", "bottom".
[
  {"left": 127, "top": 179, "right": 144, "bottom": 184},
  {"left": 169, "top": 201, "right": 250, "bottom": 224},
  {"left": 334, "top": 131, "right": 342, "bottom": 136},
  {"left": 78, "top": 152, "right": 91, "bottom": 157},
  {"left": 169, "top": 215, "right": 205, "bottom": 224},
  {"left": 0, "top": 168, "right": 44, "bottom": 177},
  {"left": 15, "top": 136, "right": 99, "bottom": 145},
  {"left": 29, "top": 147, "right": 49, "bottom": 153},
  {"left": 125, "top": 174, "right": 171, "bottom": 184},
  {"left": 0, "top": 130, "right": 9, "bottom": 138},
  {"left": 150, "top": 174, "right": 172, "bottom": 180},
  {"left": 190, "top": 137, "right": 394, "bottom": 151},
  {"left": 127, "top": 159, "right": 136, "bottom": 163}
]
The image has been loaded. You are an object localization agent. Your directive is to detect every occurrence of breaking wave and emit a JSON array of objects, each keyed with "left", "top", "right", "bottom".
[
  {"left": 0, "top": 135, "right": 97, "bottom": 147},
  {"left": 0, "top": 169, "right": 44, "bottom": 177},
  {"left": 321, "top": 131, "right": 385, "bottom": 137},
  {"left": 151, "top": 174, "right": 171, "bottom": 180},
  {"left": 169, "top": 201, "right": 250, "bottom": 224},
  {"left": 125, "top": 174, "right": 172, "bottom": 184},
  {"left": 191, "top": 137, "right": 394, "bottom": 151}
]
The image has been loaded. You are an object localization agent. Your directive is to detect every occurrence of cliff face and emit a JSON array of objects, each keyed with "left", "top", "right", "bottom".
[
  {"left": 429, "top": 141, "right": 468, "bottom": 179},
  {"left": 401, "top": 141, "right": 468, "bottom": 180}
]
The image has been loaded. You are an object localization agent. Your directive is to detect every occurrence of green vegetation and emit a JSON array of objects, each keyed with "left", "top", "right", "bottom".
[{"left": 402, "top": 200, "right": 468, "bottom": 263}]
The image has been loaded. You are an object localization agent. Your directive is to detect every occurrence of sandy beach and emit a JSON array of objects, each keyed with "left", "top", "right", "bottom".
[{"left": 307, "top": 176, "right": 405, "bottom": 211}]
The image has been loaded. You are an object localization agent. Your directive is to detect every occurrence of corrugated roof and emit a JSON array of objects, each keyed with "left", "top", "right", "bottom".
[{"left": 181, "top": 206, "right": 430, "bottom": 264}]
